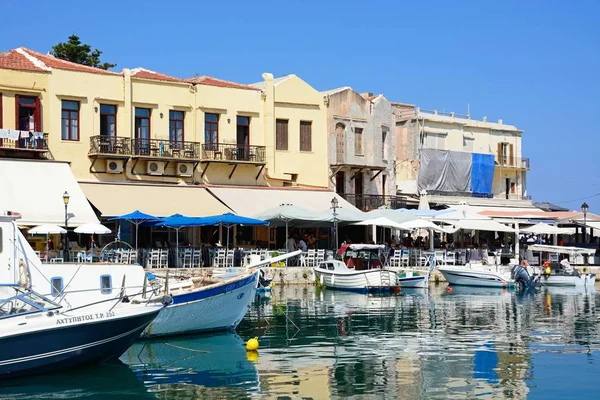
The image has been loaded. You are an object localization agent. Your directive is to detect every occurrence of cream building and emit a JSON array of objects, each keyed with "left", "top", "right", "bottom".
[
  {"left": 322, "top": 87, "right": 398, "bottom": 210},
  {"left": 0, "top": 47, "right": 351, "bottom": 245},
  {"left": 394, "top": 105, "right": 530, "bottom": 208}
]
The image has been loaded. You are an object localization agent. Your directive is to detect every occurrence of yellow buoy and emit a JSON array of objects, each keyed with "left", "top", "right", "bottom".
[
  {"left": 246, "top": 337, "right": 259, "bottom": 351},
  {"left": 545, "top": 267, "right": 551, "bottom": 275},
  {"left": 246, "top": 350, "right": 259, "bottom": 363}
]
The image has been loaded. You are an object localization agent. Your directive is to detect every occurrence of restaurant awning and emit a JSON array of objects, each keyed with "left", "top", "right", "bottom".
[
  {"left": 79, "top": 182, "right": 230, "bottom": 217},
  {"left": 436, "top": 219, "right": 516, "bottom": 233},
  {"left": 0, "top": 160, "right": 99, "bottom": 226},
  {"left": 206, "top": 186, "right": 359, "bottom": 216}
]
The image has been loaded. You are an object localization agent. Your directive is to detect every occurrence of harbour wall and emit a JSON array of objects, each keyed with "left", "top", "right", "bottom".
[{"left": 152, "top": 265, "right": 600, "bottom": 285}]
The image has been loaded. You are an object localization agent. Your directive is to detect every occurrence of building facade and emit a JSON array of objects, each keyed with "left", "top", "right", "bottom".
[
  {"left": 394, "top": 105, "right": 530, "bottom": 207},
  {"left": 323, "top": 87, "right": 398, "bottom": 211}
]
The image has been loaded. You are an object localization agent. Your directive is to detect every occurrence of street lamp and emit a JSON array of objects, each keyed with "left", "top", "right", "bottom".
[
  {"left": 331, "top": 197, "right": 339, "bottom": 251},
  {"left": 581, "top": 202, "right": 589, "bottom": 243},
  {"left": 63, "top": 191, "right": 70, "bottom": 262}
]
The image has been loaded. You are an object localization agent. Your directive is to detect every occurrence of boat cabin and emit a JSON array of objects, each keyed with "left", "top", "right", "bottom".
[{"left": 338, "top": 244, "right": 384, "bottom": 271}]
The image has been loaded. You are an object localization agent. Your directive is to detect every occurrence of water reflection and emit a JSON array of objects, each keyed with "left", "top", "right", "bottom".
[
  {"left": 2, "top": 285, "right": 598, "bottom": 399},
  {"left": 122, "top": 333, "right": 259, "bottom": 399}
]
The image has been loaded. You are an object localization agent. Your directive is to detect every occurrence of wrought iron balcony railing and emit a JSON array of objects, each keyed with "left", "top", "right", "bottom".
[
  {"left": 131, "top": 138, "right": 201, "bottom": 160},
  {"left": 0, "top": 132, "right": 49, "bottom": 153},
  {"left": 340, "top": 194, "right": 407, "bottom": 211},
  {"left": 201, "top": 143, "right": 266, "bottom": 163},
  {"left": 89, "top": 135, "right": 131, "bottom": 156}
]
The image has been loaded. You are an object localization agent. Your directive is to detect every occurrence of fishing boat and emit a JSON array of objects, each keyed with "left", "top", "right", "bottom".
[
  {"left": 395, "top": 268, "right": 430, "bottom": 288},
  {"left": 0, "top": 288, "right": 164, "bottom": 379},
  {"left": 528, "top": 244, "right": 596, "bottom": 287},
  {"left": 437, "top": 263, "right": 516, "bottom": 288},
  {"left": 139, "top": 250, "right": 301, "bottom": 337},
  {"left": 313, "top": 244, "right": 399, "bottom": 293}
]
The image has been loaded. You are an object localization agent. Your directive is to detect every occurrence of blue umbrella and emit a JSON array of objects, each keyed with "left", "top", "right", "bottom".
[
  {"left": 110, "top": 210, "right": 159, "bottom": 251},
  {"left": 194, "top": 213, "right": 269, "bottom": 249},
  {"left": 153, "top": 214, "right": 206, "bottom": 266}
]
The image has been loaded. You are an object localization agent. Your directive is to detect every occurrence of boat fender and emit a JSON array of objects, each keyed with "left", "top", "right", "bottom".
[
  {"left": 122, "top": 295, "right": 130, "bottom": 303},
  {"left": 446, "top": 286, "right": 452, "bottom": 293},
  {"left": 246, "top": 337, "right": 259, "bottom": 351}
]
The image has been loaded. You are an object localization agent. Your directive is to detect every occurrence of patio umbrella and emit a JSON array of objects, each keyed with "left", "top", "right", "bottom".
[
  {"left": 109, "top": 210, "right": 159, "bottom": 251},
  {"left": 28, "top": 225, "right": 67, "bottom": 260},
  {"left": 194, "top": 213, "right": 269, "bottom": 249},
  {"left": 74, "top": 223, "right": 111, "bottom": 250},
  {"left": 153, "top": 214, "right": 203, "bottom": 267},
  {"left": 254, "top": 204, "right": 329, "bottom": 246}
]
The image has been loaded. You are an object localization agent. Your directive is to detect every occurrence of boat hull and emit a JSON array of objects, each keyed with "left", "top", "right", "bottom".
[
  {"left": 313, "top": 268, "right": 397, "bottom": 292},
  {"left": 538, "top": 273, "right": 596, "bottom": 287},
  {"left": 141, "top": 271, "right": 258, "bottom": 337},
  {"left": 398, "top": 275, "right": 429, "bottom": 289},
  {"left": 0, "top": 308, "right": 160, "bottom": 379},
  {"left": 438, "top": 266, "right": 514, "bottom": 288}
]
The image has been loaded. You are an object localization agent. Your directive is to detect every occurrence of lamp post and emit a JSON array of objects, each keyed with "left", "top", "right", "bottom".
[
  {"left": 63, "top": 191, "right": 70, "bottom": 262},
  {"left": 331, "top": 197, "right": 339, "bottom": 251},
  {"left": 581, "top": 202, "right": 589, "bottom": 244}
]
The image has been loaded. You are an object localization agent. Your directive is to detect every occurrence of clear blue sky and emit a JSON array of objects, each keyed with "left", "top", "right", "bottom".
[{"left": 1, "top": 0, "right": 598, "bottom": 212}]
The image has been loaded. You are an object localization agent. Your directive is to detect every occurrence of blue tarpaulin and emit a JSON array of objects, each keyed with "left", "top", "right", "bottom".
[{"left": 471, "top": 153, "right": 495, "bottom": 195}]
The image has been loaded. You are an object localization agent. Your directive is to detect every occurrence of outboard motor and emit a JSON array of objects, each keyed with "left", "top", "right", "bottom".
[{"left": 511, "top": 264, "right": 540, "bottom": 289}]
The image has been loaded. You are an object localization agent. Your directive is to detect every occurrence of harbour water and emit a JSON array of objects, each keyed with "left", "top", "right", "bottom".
[{"left": 1, "top": 285, "right": 599, "bottom": 399}]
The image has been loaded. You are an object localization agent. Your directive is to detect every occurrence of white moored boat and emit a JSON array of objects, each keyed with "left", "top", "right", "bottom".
[
  {"left": 528, "top": 244, "right": 596, "bottom": 287},
  {"left": 437, "top": 264, "right": 516, "bottom": 288},
  {"left": 313, "top": 244, "right": 398, "bottom": 293}
]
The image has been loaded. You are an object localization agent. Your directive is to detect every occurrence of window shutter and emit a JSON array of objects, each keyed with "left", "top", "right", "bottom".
[
  {"left": 276, "top": 119, "right": 288, "bottom": 150},
  {"left": 497, "top": 142, "right": 502, "bottom": 163},
  {"left": 34, "top": 97, "right": 41, "bottom": 132},
  {"left": 300, "top": 121, "right": 312, "bottom": 152},
  {"left": 509, "top": 144, "right": 514, "bottom": 166},
  {"left": 14, "top": 94, "right": 19, "bottom": 130},
  {"left": 0, "top": 93, "right": 3, "bottom": 129}
]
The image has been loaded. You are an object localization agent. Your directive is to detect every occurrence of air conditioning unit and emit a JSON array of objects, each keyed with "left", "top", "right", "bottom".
[
  {"left": 176, "top": 162, "right": 194, "bottom": 177},
  {"left": 146, "top": 161, "right": 165, "bottom": 176},
  {"left": 105, "top": 159, "right": 124, "bottom": 174}
]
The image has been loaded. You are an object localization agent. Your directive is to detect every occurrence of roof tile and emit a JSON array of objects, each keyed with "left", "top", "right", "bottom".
[
  {"left": 130, "top": 67, "right": 184, "bottom": 82},
  {"left": 188, "top": 76, "right": 259, "bottom": 91},
  {"left": 0, "top": 49, "right": 49, "bottom": 73}
]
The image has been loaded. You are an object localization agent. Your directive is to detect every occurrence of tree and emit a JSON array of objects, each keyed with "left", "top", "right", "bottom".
[{"left": 51, "top": 34, "right": 116, "bottom": 70}]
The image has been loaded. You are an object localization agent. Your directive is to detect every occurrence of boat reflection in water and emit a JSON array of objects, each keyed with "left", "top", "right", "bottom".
[
  {"left": 121, "top": 332, "right": 259, "bottom": 398},
  {"left": 0, "top": 361, "right": 151, "bottom": 400}
]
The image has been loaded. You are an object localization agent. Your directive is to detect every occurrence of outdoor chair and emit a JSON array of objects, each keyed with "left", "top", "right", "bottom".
[
  {"left": 445, "top": 251, "right": 456, "bottom": 265},
  {"left": 214, "top": 249, "right": 226, "bottom": 267},
  {"left": 182, "top": 249, "right": 193, "bottom": 268},
  {"left": 225, "top": 250, "right": 235, "bottom": 268},
  {"left": 192, "top": 249, "right": 202, "bottom": 267}
]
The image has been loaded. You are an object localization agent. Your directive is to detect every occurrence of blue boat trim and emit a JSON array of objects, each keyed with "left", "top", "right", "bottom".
[{"left": 170, "top": 273, "right": 257, "bottom": 305}]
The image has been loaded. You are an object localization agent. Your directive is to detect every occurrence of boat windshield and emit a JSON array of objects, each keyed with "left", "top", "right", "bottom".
[
  {"left": 343, "top": 249, "right": 383, "bottom": 270},
  {"left": 0, "top": 289, "right": 62, "bottom": 319}
]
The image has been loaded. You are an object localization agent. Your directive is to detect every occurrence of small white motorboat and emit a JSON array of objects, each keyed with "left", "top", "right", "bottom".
[
  {"left": 313, "top": 244, "right": 399, "bottom": 293},
  {"left": 437, "top": 263, "right": 516, "bottom": 288},
  {"left": 528, "top": 244, "right": 597, "bottom": 287},
  {"left": 396, "top": 269, "right": 430, "bottom": 289}
]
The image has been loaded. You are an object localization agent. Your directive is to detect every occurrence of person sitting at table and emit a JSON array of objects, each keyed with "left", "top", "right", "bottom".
[
  {"left": 298, "top": 235, "right": 308, "bottom": 252},
  {"left": 286, "top": 234, "right": 297, "bottom": 253},
  {"left": 404, "top": 233, "right": 414, "bottom": 247}
]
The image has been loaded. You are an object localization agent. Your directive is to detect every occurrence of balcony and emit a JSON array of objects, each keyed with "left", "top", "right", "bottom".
[
  {"left": 131, "top": 138, "right": 201, "bottom": 160},
  {"left": 89, "top": 136, "right": 131, "bottom": 157},
  {"left": 0, "top": 132, "right": 50, "bottom": 159},
  {"left": 340, "top": 194, "right": 407, "bottom": 211},
  {"left": 495, "top": 156, "right": 530, "bottom": 170},
  {"left": 200, "top": 143, "right": 267, "bottom": 180}
]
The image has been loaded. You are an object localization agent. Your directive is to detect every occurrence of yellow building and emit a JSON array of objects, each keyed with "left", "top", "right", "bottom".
[{"left": 0, "top": 47, "right": 347, "bottom": 236}]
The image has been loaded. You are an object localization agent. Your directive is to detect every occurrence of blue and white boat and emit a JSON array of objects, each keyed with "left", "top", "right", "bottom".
[
  {"left": 141, "top": 250, "right": 301, "bottom": 337},
  {"left": 0, "top": 287, "right": 163, "bottom": 379}
]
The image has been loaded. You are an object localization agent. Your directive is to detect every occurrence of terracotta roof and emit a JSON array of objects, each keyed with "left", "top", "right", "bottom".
[
  {"left": 0, "top": 47, "right": 119, "bottom": 75},
  {"left": 130, "top": 67, "right": 185, "bottom": 82},
  {"left": 188, "top": 76, "right": 259, "bottom": 91}
]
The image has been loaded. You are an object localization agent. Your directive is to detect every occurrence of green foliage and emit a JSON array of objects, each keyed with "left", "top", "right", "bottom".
[{"left": 51, "top": 34, "right": 116, "bottom": 70}]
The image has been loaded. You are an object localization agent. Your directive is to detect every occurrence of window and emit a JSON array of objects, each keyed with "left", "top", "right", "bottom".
[
  {"left": 381, "top": 127, "right": 388, "bottom": 159},
  {"left": 16, "top": 95, "right": 40, "bottom": 131},
  {"left": 134, "top": 108, "right": 151, "bottom": 155},
  {"left": 100, "top": 275, "right": 112, "bottom": 295},
  {"left": 0, "top": 93, "right": 3, "bottom": 129},
  {"left": 276, "top": 119, "right": 288, "bottom": 150},
  {"left": 236, "top": 116, "right": 250, "bottom": 160},
  {"left": 204, "top": 113, "right": 219, "bottom": 150},
  {"left": 426, "top": 133, "right": 446, "bottom": 149},
  {"left": 0, "top": 227, "right": 2, "bottom": 253},
  {"left": 169, "top": 110, "right": 185, "bottom": 144},
  {"left": 51, "top": 277, "right": 63, "bottom": 296},
  {"left": 100, "top": 104, "right": 116, "bottom": 136},
  {"left": 300, "top": 121, "right": 312, "bottom": 152},
  {"left": 354, "top": 127, "right": 363, "bottom": 155},
  {"left": 61, "top": 100, "right": 79, "bottom": 141}
]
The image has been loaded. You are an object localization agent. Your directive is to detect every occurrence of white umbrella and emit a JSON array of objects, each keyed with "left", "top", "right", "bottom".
[
  {"left": 74, "top": 223, "right": 111, "bottom": 251},
  {"left": 397, "top": 218, "right": 445, "bottom": 232},
  {"left": 520, "top": 223, "right": 573, "bottom": 235},
  {"left": 29, "top": 225, "right": 66, "bottom": 261},
  {"left": 74, "top": 223, "right": 111, "bottom": 234},
  {"left": 29, "top": 225, "right": 66, "bottom": 235},
  {"left": 353, "top": 217, "right": 407, "bottom": 230}
]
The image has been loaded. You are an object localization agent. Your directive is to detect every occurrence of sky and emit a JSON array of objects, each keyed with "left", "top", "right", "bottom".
[{"left": 1, "top": 0, "right": 598, "bottom": 212}]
